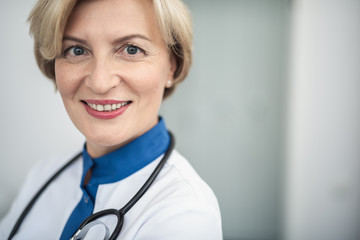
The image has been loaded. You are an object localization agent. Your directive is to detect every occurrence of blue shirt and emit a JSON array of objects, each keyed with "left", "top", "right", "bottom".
[{"left": 60, "top": 119, "right": 170, "bottom": 240}]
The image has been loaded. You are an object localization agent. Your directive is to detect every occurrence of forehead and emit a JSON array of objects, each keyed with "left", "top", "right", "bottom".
[{"left": 65, "top": 0, "right": 162, "bottom": 41}]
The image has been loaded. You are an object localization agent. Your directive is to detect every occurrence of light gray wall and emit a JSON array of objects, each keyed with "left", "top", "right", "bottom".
[
  {"left": 0, "top": 0, "right": 84, "bottom": 218},
  {"left": 285, "top": 0, "right": 360, "bottom": 239},
  {"left": 167, "top": 0, "right": 288, "bottom": 239},
  {"left": 0, "top": 1, "right": 289, "bottom": 240},
  {"left": 161, "top": 1, "right": 289, "bottom": 239}
]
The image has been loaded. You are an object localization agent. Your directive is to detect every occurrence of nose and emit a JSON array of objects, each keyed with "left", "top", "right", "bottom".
[{"left": 85, "top": 56, "right": 121, "bottom": 94}]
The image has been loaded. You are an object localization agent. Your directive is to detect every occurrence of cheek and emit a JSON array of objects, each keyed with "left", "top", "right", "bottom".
[
  {"left": 132, "top": 72, "right": 166, "bottom": 103},
  {"left": 55, "top": 61, "right": 80, "bottom": 98},
  {"left": 129, "top": 61, "right": 170, "bottom": 96}
]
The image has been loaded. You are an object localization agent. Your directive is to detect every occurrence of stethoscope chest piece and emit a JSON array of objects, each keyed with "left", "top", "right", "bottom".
[
  {"left": 8, "top": 132, "right": 174, "bottom": 240},
  {"left": 71, "top": 209, "right": 124, "bottom": 240}
]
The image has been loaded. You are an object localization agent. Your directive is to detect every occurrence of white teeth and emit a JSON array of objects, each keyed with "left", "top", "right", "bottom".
[
  {"left": 97, "top": 105, "right": 104, "bottom": 111},
  {"left": 104, "top": 104, "right": 111, "bottom": 111},
  {"left": 87, "top": 102, "right": 129, "bottom": 112}
]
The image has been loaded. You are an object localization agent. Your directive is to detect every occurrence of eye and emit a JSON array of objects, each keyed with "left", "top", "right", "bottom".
[
  {"left": 61, "top": 45, "right": 90, "bottom": 61},
  {"left": 62, "top": 45, "right": 89, "bottom": 59},
  {"left": 68, "top": 46, "right": 86, "bottom": 56},
  {"left": 117, "top": 44, "right": 147, "bottom": 60},
  {"left": 125, "top": 45, "right": 141, "bottom": 55}
]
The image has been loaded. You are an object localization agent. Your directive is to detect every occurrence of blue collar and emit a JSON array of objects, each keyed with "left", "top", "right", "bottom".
[
  {"left": 81, "top": 118, "right": 170, "bottom": 187},
  {"left": 60, "top": 119, "right": 170, "bottom": 240}
]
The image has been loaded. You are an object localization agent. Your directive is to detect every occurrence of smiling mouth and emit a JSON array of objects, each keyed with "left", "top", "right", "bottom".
[{"left": 82, "top": 101, "right": 132, "bottom": 112}]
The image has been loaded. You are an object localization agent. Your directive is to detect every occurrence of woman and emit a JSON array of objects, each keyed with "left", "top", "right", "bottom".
[{"left": 0, "top": 0, "right": 222, "bottom": 239}]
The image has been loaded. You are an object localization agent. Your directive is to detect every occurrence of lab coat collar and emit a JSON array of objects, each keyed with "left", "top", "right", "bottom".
[{"left": 81, "top": 117, "right": 170, "bottom": 186}]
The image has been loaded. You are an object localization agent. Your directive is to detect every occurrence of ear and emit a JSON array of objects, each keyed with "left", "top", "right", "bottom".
[
  {"left": 167, "top": 54, "right": 177, "bottom": 81},
  {"left": 165, "top": 54, "right": 177, "bottom": 89}
]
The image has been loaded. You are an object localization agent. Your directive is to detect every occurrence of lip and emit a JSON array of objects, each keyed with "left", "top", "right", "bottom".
[
  {"left": 83, "top": 99, "right": 124, "bottom": 105},
  {"left": 82, "top": 99, "right": 131, "bottom": 120}
]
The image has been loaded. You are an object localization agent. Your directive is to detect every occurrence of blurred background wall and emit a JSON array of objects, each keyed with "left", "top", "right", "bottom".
[
  {"left": 284, "top": 0, "right": 360, "bottom": 240},
  {"left": 1, "top": 0, "right": 359, "bottom": 240},
  {"left": 162, "top": 0, "right": 288, "bottom": 239}
]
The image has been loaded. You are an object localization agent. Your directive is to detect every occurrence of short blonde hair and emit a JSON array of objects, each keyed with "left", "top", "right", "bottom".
[{"left": 28, "top": 0, "right": 193, "bottom": 98}]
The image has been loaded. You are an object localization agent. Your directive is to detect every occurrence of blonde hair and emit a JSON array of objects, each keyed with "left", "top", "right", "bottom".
[{"left": 28, "top": 0, "right": 193, "bottom": 98}]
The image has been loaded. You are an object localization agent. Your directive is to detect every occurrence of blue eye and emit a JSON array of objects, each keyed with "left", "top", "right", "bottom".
[
  {"left": 126, "top": 45, "right": 140, "bottom": 55},
  {"left": 61, "top": 45, "right": 89, "bottom": 61},
  {"left": 71, "top": 46, "right": 85, "bottom": 56}
]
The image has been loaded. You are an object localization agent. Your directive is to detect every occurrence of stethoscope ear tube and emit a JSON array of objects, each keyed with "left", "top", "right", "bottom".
[
  {"left": 120, "top": 131, "right": 174, "bottom": 215},
  {"left": 8, "top": 131, "right": 174, "bottom": 240},
  {"left": 72, "top": 131, "right": 175, "bottom": 240},
  {"left": 8, "top": 152, "right": 82, "bottom": 240}
]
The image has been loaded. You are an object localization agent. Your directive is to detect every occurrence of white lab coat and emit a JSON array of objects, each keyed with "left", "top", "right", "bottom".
[{"left": 0, "top": 149, "right": 223, "bottom": 240}]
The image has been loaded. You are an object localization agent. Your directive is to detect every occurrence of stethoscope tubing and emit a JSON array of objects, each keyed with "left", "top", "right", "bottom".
[
  {"left": 8, "top": 152, "right": 82, "bottom": 240},
  {"left": 8, "top": 132, "right": 174, "bottom": 240},
  {"left": 74, "top": 132, "right": 175, "bottom": 240}
]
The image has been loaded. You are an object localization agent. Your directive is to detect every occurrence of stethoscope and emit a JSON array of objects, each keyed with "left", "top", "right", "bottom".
[{"left": 8, "top": 132, "right": 175, "bottom": 240}]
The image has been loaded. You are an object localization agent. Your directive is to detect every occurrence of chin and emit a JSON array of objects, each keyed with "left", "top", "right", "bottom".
[{"left": 87, "top": 133, "right": 127, "bottom": 147}]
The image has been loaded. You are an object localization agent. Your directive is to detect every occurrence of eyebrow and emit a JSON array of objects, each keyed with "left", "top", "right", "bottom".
[
  {"left": 112, "top": 34, "right": 151, "bottom": 44},
  {"left": 62, "top": 34, "right": 152, "bottom": 45},
  {"left": 63, "top": 36, "right": 87, "bottom": 44}
]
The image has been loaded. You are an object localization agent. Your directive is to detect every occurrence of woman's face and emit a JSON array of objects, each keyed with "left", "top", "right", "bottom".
[{"left": 55, "top": 0, "right": 175, "bottom": 158}]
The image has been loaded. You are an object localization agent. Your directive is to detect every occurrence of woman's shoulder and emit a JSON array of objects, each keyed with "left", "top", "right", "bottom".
[
  {"left": 27, "top": 150, "right": 83, "bottom": 186},
  {"left": 151, "top": 150, "right": 220, "bottom": 214},
  {"left": 164, "top": 150, "right": 219, "bottom": 204},
  {"left": 126, "top": 149, "right": 223, "bottom": 240},
  {"left": 0, "top": 150, "right": 83, "bottom": 238},
  {"left": 8, "top": 150, "right": 83, "bottom": 205}
]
